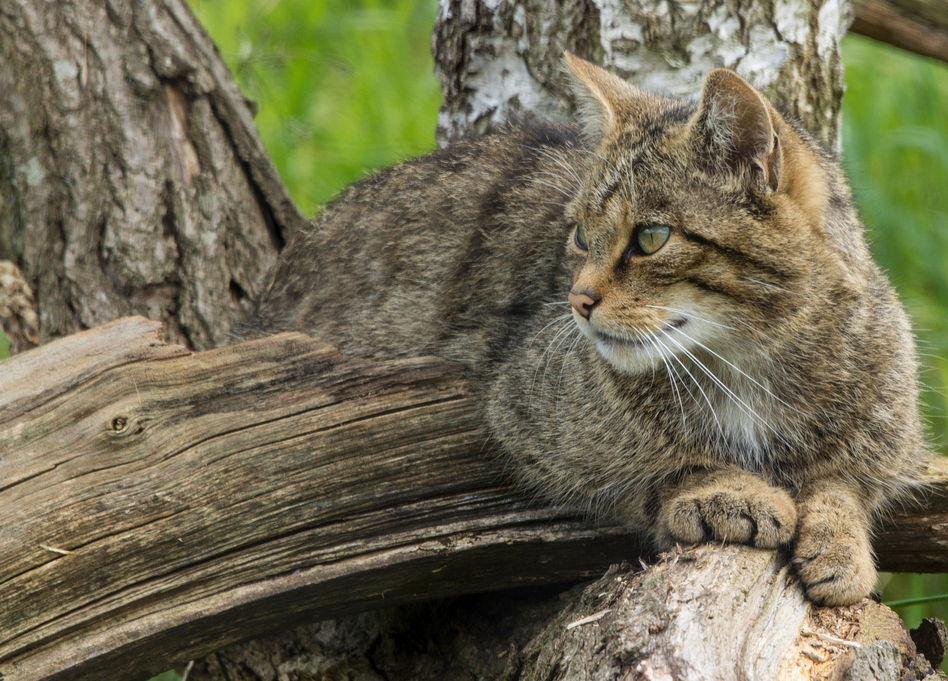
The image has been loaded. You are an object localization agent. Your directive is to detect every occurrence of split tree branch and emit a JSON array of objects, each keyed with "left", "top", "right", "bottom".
[{"left": 852, "top": 0, "right": 948, "bottom": 64}]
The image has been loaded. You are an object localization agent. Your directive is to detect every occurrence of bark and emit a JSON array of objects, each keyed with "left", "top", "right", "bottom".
[
  {"left": 187, "top": 556, "right": 945, "bottom": 681},
  {"left": 0, "top": 318, "right": 639, "bottom": 681},
  {"left": 1, "top": 317, "right": 947, "bottom": 681},
  {"left": 0, "top": 0, "right": 308, "bottom": 352},
  {"left": 433, "top": 0, "right": 850, "bottom": 149}
]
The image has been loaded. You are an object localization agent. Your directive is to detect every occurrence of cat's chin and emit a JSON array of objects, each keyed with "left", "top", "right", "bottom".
[{"left": 582, "top": 319, "right": 690, "bottom": 375}]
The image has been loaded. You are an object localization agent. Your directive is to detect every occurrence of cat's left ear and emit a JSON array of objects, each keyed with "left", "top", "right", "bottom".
[
  {"left": 564, "top": 51, "right": 643, "bottom": 140},
  {"left": 689, "top": 69, "right": 780, "bottom": 192}
]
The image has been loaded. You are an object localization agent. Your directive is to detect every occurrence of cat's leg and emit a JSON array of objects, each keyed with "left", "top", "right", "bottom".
[
  {"left": 655, "top": 469, "right": 797, "bottom": 549},
  {"left": 791, "top": 480, "right": 876, "bottom": 606}
]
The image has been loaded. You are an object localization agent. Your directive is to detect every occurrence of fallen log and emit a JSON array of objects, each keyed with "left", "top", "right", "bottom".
[{"left": 0, "top": 317, "right": 946, "bottom": 680}]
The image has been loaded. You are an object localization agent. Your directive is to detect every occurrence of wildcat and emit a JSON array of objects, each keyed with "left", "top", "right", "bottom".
[{"left": 242, "top": 53, "right": 925, "bottom": 606}]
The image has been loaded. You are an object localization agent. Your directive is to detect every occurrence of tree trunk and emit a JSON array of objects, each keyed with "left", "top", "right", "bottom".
[
  {"left": 1, "top": 1, "right": 944, "bottom": 680},
  {"left": 433, "top": 0, "right": 849, "bottom": 148},
  {"left": 0, "top": 0, "right": 308, "bottom": 352}
]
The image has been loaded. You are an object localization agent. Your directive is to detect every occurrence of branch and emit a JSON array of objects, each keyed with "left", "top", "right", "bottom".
[
  {"left": 0, "top": 318, "right": 945, "bottom": 680},
  {"left": 852, "top": 0, "right": 948, "bottom": 64}
]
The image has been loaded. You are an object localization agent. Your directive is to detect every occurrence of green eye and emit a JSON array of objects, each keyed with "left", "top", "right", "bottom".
[
  {"left": 633, "top": 223, "right": 671, "bottom": 256},
  {"left": 574, "top": 224, "right": 588, "bottom": 251}
]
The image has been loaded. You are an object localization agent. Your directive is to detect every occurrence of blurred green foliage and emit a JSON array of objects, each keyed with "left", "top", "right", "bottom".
[
  {"left": 842, "top": 36, "right": 948, "bottom": 464},
  {"left": 841, "top": 37, "right": 948, "bottom": 641},
  {"left": 190, "top": 0, "right": 441, "bottom": 216}
]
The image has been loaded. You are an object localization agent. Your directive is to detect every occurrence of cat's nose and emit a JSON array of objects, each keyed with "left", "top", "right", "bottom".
[{"left": 568, "top": 290, "right": 600, "bottom": 319}]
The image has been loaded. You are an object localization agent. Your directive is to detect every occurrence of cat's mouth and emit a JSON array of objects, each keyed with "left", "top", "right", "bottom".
[{"left": 592, "top": 317, "right": 688, "bottom": 348}]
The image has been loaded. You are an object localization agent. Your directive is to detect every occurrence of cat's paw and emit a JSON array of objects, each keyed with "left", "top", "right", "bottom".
[
  {"left": 658, "top": 476, "right": 797, "bottom": 549},
  {"left": 792, "top": 514, "right": 876, "bottom": 606}
]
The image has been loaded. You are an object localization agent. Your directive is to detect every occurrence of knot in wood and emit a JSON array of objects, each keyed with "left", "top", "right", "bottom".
[{"left": 110, "top": 415, "right": 129, "bottom": 432}]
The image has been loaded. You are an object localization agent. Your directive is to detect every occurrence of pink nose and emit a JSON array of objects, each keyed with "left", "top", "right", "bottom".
[{"left": 568, "top": 291, "right": 600, "bottom": 319}]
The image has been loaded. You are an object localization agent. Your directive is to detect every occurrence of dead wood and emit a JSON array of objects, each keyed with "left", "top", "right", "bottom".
[{"left": 0, "top": 317, "right": 947, "bottom": 680}]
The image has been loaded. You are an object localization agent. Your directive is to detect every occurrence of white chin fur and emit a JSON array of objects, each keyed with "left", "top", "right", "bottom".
[{"left": 573, "top": 309, "right": 723, "bottom": 375}]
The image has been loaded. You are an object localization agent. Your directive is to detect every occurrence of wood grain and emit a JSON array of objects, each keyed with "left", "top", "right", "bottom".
[{"left": 0, "top": 317, "right": 945, "bottom": 680}]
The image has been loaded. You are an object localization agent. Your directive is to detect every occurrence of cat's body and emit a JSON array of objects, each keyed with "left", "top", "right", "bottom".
[{"left": 243, "top": 55, "right": 925, "bottom": 606}]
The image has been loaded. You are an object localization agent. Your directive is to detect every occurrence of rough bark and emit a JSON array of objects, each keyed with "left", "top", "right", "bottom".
[
  {"left": 433, "top": 0, "right": 850, "bottom": 149},
  {"left": 0, "top": 0, "right": 308, "bottom": 352},
  {"left": 0, "top": 317, "right": 640, "bottom": 681},
  {"left": 1, "top": 317, "right": 947, "bottom": 681}
]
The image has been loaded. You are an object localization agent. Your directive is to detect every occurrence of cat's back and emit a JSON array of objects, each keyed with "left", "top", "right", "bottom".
[{"left": 242, "top": 122, "right": 588, "bottom": 367}]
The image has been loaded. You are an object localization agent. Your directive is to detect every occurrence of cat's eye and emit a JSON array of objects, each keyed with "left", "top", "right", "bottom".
[
  {"left": 574, "top": 224, "right": 588, "bottom": 251},
  {"left": 631, "top": 223, "right": 671, "bottom": 256}
]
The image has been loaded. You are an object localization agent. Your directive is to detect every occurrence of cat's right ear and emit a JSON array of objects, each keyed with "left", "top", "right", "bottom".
[
  {"left": 564, "top": 51, "right": 642, "bottom": 140},
  {"left": 688, "top": 69, "right": 780, "bottom": 192}
]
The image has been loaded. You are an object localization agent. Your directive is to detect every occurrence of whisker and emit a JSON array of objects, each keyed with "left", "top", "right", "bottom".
[
  {"left": 643, "top": 328, "right": 687, "bottom": 428},
  {"left": 662, "top": 321, "right": 800, "bottom": 414},
  {"left": 531, "top": 318, "right": 576, "bottom": 397},
  {"left": 644, "top": 305, "right": 738, "bottom": 332},
  {"left": 542, "top": 323, "right": 580, "bottom": 386},
  {"left": 652, "top": 334, "right": 724, "bottom": 437},
  {"left": 556, "top": 330, "right": 587, "bottom": 393},
  {"left": 661, "top": 330, "right": 781, "bottom": 440},
  {"left": 530, "top": 313, "right": 572, "bottom": 345}
]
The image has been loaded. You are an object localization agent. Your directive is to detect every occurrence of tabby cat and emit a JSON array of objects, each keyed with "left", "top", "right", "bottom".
[{"left": 243, "top": 54, "right": 925, "bottom": 606}]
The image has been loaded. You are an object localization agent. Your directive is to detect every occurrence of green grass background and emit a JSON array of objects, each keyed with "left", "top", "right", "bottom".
[{"left": 3, "top": 0, "right": 946, "bottom": 676}]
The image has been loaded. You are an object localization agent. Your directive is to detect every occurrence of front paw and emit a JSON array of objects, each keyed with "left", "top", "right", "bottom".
[
  {"left": 658, "top": 477, "right": 797, "bottom": 549},
  {"left": 793, "top": 515, "right": 876, "bottom": 606}
]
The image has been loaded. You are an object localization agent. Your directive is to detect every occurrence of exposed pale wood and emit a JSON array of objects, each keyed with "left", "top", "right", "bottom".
[
  {"left": 853, "top": 0, "right": 948, "bottom": 64},
  {"left": 0, "top": 317, "right": 946, "bottom": 680}
]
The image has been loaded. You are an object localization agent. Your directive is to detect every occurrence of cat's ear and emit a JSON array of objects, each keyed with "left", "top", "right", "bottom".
[
  {"left": 564, "top": 51, "right": 642, "bottom": 140},
  {"left": 690, "top": 69, "right": 780, "bottom": 192}
]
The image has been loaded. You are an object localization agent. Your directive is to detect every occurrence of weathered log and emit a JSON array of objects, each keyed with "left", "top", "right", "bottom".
[
  {"left": 0, "top": 317, "right": 640, "bottom": 681},
  {"left": 1, "top": 317, "right": 947, "bottom": 680},
  {"left": 189, "top": 551, "right": 943, "bottom": 681}
]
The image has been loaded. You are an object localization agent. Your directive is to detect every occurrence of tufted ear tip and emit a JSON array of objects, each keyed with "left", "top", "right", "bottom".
[{"left": 563, "top": 52, "right": 643, "bottom": 141}]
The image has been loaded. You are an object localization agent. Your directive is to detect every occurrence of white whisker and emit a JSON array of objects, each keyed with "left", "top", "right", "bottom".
[
  {"left": 530, "top": 313, "right": 572, "bottom": 345},
  {"left": 643, "top": 328, "right": 687, "bottom": 427},
  {"left": 660, "top": 328, "right": 782, "bottom": 442},
  {"left": 644, "top": 305, "right": 738, "bottom": 332},
  {"left": 652, "top": 333, "right": 724, "bottom": 437},
  {"left": 663, "top": 321, "right": 800, "bottom": 414}
]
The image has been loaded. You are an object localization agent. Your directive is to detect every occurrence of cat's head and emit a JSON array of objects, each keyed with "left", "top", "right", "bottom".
[{"left": 561, "top": 53, "right": 868, "bottom": 374}]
